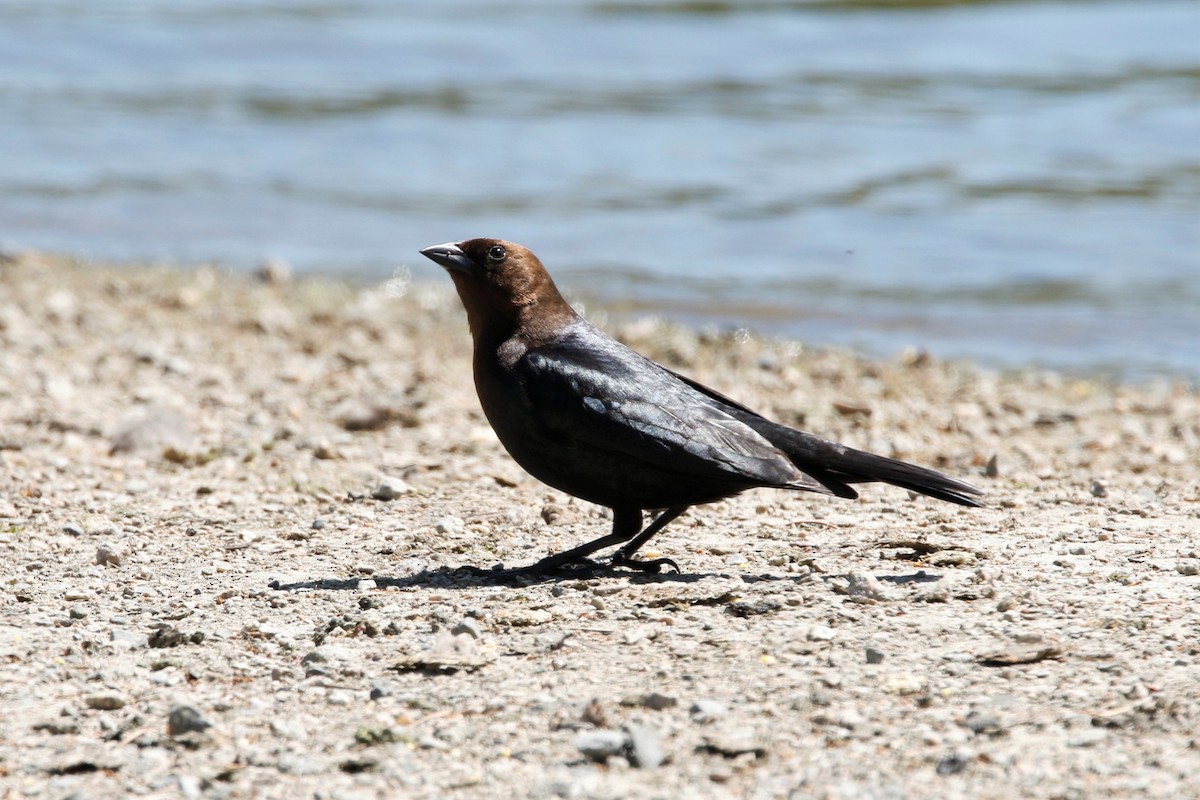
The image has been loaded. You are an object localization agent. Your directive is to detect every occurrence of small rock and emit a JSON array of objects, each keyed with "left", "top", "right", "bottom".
[
  {"left": 68, "top": 605, "right": 88, "bottom": 620},
  {"left": 451, "top": 618, "right": 484, "bottom": 639},
  {"left": 1175, "top": 560, "right": 1200, "bottom": 576},
  {"left": 435, "top": 516, "right": 465, "bottom": 535},
  {"left": 575, "top": 729, "right": 628, "bottom": 763},
  {"left": 96, "top": 546, "right": 122, "bottom": 567},
  {"left": 626, "top": 724, "right": 664, "bottom": 769},
  {"left": 85, "top": 692, "right": 127, "bottom": 710},
  {"left": 356, "top": 578, "right": 377, "bottom": 591},
  {"left": 883, "top": 674, "right": 925, "bottom": 695},
  {"left": 1089, "top": 480, "right": 1108, "bottom": 498},
  {"left": 845, "top": 572, "right": 895, "bottom": 603},
  {"left": 32, "top": 719, "right": 80, "bottom": 735},
  {"left": 928, "top": 550, "right": 977, "bottom": 567},
  {"left": 311, "top": 518, "right": 326, "bottom": 530},
  {"left": 369, "top": 682, "right": 394, "bottom": 701},
  {"left": 149, "top": 625, "right": 193, "bottom": 648},
  {"left": 372, "top": 481, "right": 407, "bottom": 501},
  {"left": 963, "top": 711, "right": 1003, "bottom": 737},
  {"left": 702, "top": 730, "right": 767, "bottom": 759},
  {"left": 865, "top": 647, "right": 885, "bottom": 665},
  {"left": 689, "top": 699, "right": 727, "bottom": 724},
  {"left": 936, "top": 753, "right": 969, "bottom": 775},
  {"left": 300, "top": 648, "right": 328, "bottom": 666},
  {"left": 167, "top": 706, "right": 212, "bottom": 737},
  {"left": 1068, "top": 728, "right": 1108, "bottom": 748},
  {"left": 984, "top": 454, "right": 999, "bottom": 478},
  {"left": 392, "top": 630, "right": 494, "bottom": 673},
  {"left": 805, "top": 624, "right": 837, "bottom": 642},
  {"left": 256, "top": 256, "right": 293, "bottom": 285},
  {"left": 639, "top": 692, "right": 677, "bottom": 711},
  {"left": 581, "top": 698, "right": 611, "bottom": 728}
]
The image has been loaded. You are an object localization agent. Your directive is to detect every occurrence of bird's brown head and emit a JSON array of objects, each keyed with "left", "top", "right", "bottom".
[{"left": 419, "top": 238, "right": 575, "bottom": 342}]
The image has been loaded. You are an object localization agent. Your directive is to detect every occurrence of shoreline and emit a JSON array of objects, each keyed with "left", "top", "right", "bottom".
[{"left": 2, "top": 252, "right": 1198, "bottom": 798}]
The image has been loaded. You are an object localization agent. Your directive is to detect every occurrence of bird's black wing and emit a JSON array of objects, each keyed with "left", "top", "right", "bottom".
[
  {"left": 516, "top": 327, "right": 825, "bottom": 492},
  {"left": 666, "top": 367, "right": 982, "bottom": 506}
]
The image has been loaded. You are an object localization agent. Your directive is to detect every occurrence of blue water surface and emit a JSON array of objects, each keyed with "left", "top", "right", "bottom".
[{"left": 2, "top": 0, "right": 1197, "bottom": 379}]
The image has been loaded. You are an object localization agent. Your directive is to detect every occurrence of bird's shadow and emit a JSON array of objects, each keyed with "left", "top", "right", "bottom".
[
  {"left": 269, "top": 566, "right": 709, "bottom": 592},
  {"left": 268, "top": 565, "right": 940, "bottom": 592}
]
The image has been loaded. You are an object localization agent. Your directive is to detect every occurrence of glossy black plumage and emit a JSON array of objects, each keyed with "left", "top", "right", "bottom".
[{"left": 420, "top": 238, "right": 983, "bottom": 574}]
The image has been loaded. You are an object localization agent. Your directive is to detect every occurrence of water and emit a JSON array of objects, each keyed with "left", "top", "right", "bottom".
[{"left": 2, "top": 0, "right": 1197, "bottom": 381}]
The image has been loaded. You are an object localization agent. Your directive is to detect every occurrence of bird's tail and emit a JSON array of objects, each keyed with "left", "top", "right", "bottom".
[{"left": 757, "top": 420, "right": 984, "bottom": 507}]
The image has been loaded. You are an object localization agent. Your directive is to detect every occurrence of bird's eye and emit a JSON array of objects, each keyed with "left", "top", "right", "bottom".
[{"left": 486, "top": 245, "right": 507, "bottom": 263}]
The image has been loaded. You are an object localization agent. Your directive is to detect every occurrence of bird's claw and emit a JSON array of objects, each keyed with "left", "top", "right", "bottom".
[{"left": 610, "top": 551, "right": 681, "bottom": 574}]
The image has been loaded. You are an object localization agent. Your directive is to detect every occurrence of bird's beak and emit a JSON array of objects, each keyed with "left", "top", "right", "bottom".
[{"left": 419, "top": 242, "right": 474, "bottom": 275}]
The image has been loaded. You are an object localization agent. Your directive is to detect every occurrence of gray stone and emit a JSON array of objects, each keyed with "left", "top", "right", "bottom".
[
  {"left": 575, "top": 730, "right": 629, "bottom": 763},
  {"left": 689, "top": 699, "right": 727, "bottom": 724},
  {"left": 168, "top": 706, "right": 212, "bottom": 737},
  {"left": 451, "top": 617, "right": 484, "bottom": 639},
  {"left": 626, "top": 724, "right": 664, "bottom": 769}
]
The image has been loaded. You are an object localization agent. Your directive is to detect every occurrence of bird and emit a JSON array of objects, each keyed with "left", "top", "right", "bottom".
[{"left": 419, "top": 238, "right": 983, "bottom": 575}]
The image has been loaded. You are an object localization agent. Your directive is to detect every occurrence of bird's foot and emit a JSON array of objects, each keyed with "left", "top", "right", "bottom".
[{"left": 610, "top": 550, "right": 681, "bottom": 574}]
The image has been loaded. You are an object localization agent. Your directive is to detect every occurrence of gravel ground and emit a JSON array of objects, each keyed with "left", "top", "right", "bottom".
[{"left": 1, "top": 252, "right": 1198, "bottom": 800}]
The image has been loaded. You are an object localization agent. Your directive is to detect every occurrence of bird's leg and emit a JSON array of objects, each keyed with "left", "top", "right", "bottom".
[
  {"left": 610, "top": 506, "right": 689, "bottom": 574},
  {"left": 513, "top": 507, "right": 643, "bottom": 575}
]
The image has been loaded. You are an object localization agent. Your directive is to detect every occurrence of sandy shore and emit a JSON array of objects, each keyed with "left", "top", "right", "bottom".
[{"left": 1, "top": 251, "right": 1197, "bottom": 799}]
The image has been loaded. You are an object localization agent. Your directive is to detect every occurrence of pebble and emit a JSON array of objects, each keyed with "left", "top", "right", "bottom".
[
  {"left": 300, "top": 648, "right": 328, "bottom": 666},
  {"left": 690, "top": 699, "right": 728, "bottom": 723},
  {"left": 436, "top": 516, "right": 465, "bottom": 535},
  {"left": 167, "top": 706, "right": 212, "bottom": 736},
  {"left": 85, "top": 692, "right": 128, "bottom": 710},
  {"left": 311, "top": 518, "right": 326, "bottom": 530},
  {"left": 639, "top": 692, "right": 677, "bottom": 711},
  {"left": 1090, "top": 480, "right": 1108, "bottom": 498},
  {"left": 96, "top": 545, "right": 122, "bottom": 567},
  {"left": 806, "top": 624, "right": 837, "bottom": 642},
  {"left": 452, "top": 618, "right": 484, "bottom": 639},
  {"left": 963, "top": 711, "right": 1003, "bottom": 737},
  {"left": 372, "top": 481, "right": 406, "bottom": 501},
  {"left": 1176, "top": 560, "right": 1200, "bottom": 576},
  {"left": 369, "top": 682, "right": 394, "bottom": 701},
  {"left": 845, "top": 572, "right": 895, "bottom": 603},
  {"left": 865, "top": 647, "right": 885, "bottom": 665},
  {"left": 356, "top": 578, "right": 377, "bottom": 591},
  {"left": 702, "top": 730, "right": 767, "bottom": 759},
  {"left": 626, "top": 724, "right": 664, "bottom": 769},
  {"left": 936, "top": 753, "right": 969, "bottom": 775},
  {"left": 883, "top": 674, "right": 925, "bottom": 695},
  {"left": 256, "top": 256, "right": 293, "bottom": 284},
  {"left": 575, "top": 730, "right": 629, "bottom": 763}
]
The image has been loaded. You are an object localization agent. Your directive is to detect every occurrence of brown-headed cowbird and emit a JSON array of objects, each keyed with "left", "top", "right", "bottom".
[{"left": 420, "top": 238, "right": 982, "bottom": 574}]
